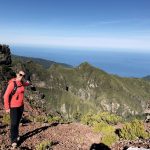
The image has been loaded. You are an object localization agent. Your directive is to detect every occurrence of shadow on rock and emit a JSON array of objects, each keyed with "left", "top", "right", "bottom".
[
  {"left": 18, "top": 123, "right": 59, "bottom": 146},
  {"left": 90, "top": 143, "right": 111, "bottom": 150},
  {"left": 19, "top": 146, "right": 32, "bottom": 150}
]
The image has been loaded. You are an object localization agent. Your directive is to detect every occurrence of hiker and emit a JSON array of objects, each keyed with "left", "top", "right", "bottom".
[{"left": 4, "top": 70, "right": 31, "bottom": 149}]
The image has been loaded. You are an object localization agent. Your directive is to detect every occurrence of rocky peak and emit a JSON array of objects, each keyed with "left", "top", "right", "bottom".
[{"left": 78, "top": 62, "right": 93, "bottom": 69}]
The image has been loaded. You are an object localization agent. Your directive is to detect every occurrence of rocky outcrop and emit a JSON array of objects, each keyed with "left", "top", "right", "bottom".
[
  {"left": 0, "top": 45, "right": 15, "bottom": 94},
  {"left": 0, "top": 44, "right": 11, "bottom": 65}
]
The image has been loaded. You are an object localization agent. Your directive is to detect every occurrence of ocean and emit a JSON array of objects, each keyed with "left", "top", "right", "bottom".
[{"left": 11, "top": 46, "right": 150, "bottom": 78}]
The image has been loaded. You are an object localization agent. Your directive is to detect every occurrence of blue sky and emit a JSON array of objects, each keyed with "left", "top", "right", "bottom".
[{"left": 0, "top": 0, "right": 150, "bottom": 52}]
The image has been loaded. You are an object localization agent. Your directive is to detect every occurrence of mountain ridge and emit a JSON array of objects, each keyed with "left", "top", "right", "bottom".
[
  {"left": 12, "top": 55, "right": 150, "bottom": 118},
  {"left": 12, "top": 54, "right": 72, "bottom": 69}
]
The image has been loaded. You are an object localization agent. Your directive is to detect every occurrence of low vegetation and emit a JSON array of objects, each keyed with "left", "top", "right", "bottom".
[
  {"left": 120, "top": 119, "right": 150, "bottom": 140},
  {"left": 35, "top": 140, "right": 52, "bottom": 150},
  {"left": 2, "top": 114, "right": 10, "bottom": 125},
  {"left": 81, "top": 112, "right": 149, "bottom": 146},
  {"left": 81, "top": 111, "right": 123, "bottom": 126},
  {"left": 81, "top": 112, "right": 121, "bottom": 146},
  {"left": 29, "top": 115, "right": 63, "bottom": 124}
]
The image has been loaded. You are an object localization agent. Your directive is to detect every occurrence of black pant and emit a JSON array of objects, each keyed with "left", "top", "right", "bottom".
[{"left": 10, "top": 105, "right": 24, "bottom": 143}]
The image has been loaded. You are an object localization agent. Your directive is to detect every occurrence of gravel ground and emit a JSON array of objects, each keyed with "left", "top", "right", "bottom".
[{"left": 0, "top": 103, "right": 150, "bottom": 150}]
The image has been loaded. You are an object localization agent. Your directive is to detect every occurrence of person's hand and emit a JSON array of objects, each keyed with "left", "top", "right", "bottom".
[
  {"left": 6, "top": 109, "right": 10, "bottom": 113},
  {"left": 30, "top": 85, "right": 36, "bottom": 91}
]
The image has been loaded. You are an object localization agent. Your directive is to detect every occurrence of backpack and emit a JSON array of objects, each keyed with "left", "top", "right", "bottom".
[{"left": 1, "top": 81, "right": 20, "bottom": 106}]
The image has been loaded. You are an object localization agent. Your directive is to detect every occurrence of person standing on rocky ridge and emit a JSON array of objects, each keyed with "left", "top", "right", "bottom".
[{"left": 4, "top": 70, "right": 31, "bottom": 149}]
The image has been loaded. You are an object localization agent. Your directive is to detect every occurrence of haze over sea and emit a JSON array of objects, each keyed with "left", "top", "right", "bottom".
[{"left": 12, "top": 46, "right": 150, "bottom": 78}]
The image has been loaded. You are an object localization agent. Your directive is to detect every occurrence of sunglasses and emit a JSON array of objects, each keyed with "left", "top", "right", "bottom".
[{"left": 19, "top": 73, "right": 25, "bottom": 77}]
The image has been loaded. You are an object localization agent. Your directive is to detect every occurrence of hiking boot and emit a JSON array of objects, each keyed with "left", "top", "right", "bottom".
[{"left": 11, "top": 142, "right": 17, "bottom": 149}]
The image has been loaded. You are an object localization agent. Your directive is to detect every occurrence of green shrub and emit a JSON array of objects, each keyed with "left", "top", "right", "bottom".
[
  {"left": 81, "top": 112, "right": 94, "bottom": 126},
  {"left": 81, "top": 111, "right": 123, "bottom": 126},
  {"left": 52, "top": 116, "right": 63, "bottom": 123},
  {"left": 93, "top": 121, "right": 118, "bottom": 146},
  {"left": 29, "top": 115, "right": 63, "bottom": 124},
  {"left": 93, "top": 121, "right": 115, "bottom": 134},
  {"left": 120, "top": 119, "right": 150, "bottom": 140},
  {"left": 2, "top": 114, "right": 10, "bottom": 125},
  {"left": 34, "top": 116, "right": 48, "bottom": 123},
  {"left": 101, "top": 133, "right": 118, "bottom": 146},
  {"left": 73, "top": 112, "right": 82, "bottom": 122},
  {"left": 35, "top": 140, "right": 52, "bottom": 150},
  {"left": 47, "top": 116, "right": 53, "bottom": 123},
  {"left": 95, "top": 112, "right": 123, "bottom": 125}
]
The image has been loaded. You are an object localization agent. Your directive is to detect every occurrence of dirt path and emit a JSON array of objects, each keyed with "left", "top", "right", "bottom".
[{"left": 0, "top": 122, "right": 102, "bottom": 150}]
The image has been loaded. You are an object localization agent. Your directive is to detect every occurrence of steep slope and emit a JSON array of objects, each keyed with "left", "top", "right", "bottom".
[{"left": 13, "top": 60, "right": 150, "bottom": 118}]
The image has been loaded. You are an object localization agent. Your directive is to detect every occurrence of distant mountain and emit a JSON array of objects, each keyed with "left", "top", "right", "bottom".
[
  {"left": 143, "top": 75, "right": 150, "bottom": 81},
  {"left": 12, "top": 54, "right": 72, "bottom": 69}
]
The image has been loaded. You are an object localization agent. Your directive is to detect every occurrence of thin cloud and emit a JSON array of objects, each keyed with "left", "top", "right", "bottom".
[
  {"left": 86, "top": 18, "right": 150, "bottom": 28},
  {"left": 86, "top": 20, "right": 123, "bottom": 28}
]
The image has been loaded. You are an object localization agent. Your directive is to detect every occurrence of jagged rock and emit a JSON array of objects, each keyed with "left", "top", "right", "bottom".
[
  {"left": 0, "top": 44, "right": 12, "bottom": 65},
  {"left": 144, "top": 101, "right": 150, "bottom": 123}
]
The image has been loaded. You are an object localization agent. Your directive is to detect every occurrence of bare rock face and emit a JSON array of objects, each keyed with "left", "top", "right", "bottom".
[
  {"left": 0, "top": 45, "right": 15, "bottom": 95},
  {"left": 0, "top": 44, "right": 12, "bottom": 65}
]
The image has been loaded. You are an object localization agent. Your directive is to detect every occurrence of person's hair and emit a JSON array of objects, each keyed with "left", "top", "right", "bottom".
[{"left": 16, "top": 69, "right": 26, "bottom": 75}]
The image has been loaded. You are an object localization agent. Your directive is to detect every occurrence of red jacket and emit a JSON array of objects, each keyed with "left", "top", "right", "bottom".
[{"left": 4, "top": 78, "right": 30, "bottom": 110}]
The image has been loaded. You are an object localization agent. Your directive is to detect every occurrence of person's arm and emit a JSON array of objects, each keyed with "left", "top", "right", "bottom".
[
  {"left": 23, "top": 74, "right": 31, "bottom": 86},
  {"left": 23, "top": 80, "right": 36, "bottom": 91},
  {"left": 23, "top": 80, "right": 32, "bottom": 86},
  {"left": 4, "top": 82, "right": 14, "bottom": 111}
]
